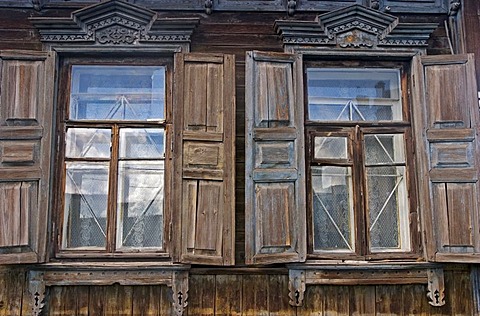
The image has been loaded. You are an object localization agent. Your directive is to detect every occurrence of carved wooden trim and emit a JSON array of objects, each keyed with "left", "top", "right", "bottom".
[
  {"left": 448, "top": 0, "right": 461, "bottom": 16},
  {"left": 172, "top": 270, "right": 189, "bottom": 316},
  {"left": 288, "top": 263, "right": 444, "bottom": 307},
  {"left": 287, "top": 0, "right": 296, "bottom": 16},
  {"left": 30, "top": 263, "right": 190, "bottom": 315},
  {"left": 205, "top": 0, "right": 213, "bottom": 14},
  {"left": 427, "top": 268, "right": 446, "bottom": 307},
  {"left": 28, "top": 270, "right": 46, "bottom": 316},
  {"left": 29, "top": 0, "right": 199, "bottom": 49},
  {"left": 288, "top": 269, "right": 305, "bottom": 306},
  {"left": 275, "top": 4, "right": 438, "bottom": 52}
]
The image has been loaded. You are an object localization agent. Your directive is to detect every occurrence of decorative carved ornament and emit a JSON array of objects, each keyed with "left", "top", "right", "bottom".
[
  {"left": 288, "top": 264, "right": 445, "bottom": 307},
  {"left": 275, "top": 4, "right": 438, "bottom": 50},
  {"left": 30, "top": 0, "right": 199, "bottom": 46},
  {"left": 29, "top": 263, "right": 191, "bottom": 316}
]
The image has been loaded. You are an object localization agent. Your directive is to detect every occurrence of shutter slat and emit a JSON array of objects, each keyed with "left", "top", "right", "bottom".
[
  {"left": 413, "top": 53, "right": 480, "bottom": 262},
  {"left": 174, "top": 53, "right": 235, "bottom": 266},
  {"left": 0, "top": 50, "right": 55, "bottom": 264},
  {"left": 245, "top": 50, "right": 306, "bottom": 265}
]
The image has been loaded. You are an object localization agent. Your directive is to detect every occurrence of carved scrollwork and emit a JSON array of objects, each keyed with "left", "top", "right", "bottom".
[
  {"left": 96, "top": 25, "right": 139, "bottom": 45},
  {"left": 205, "top": 0, "right": 213, "bottom": 14},
  {"left": 370, "top": 0, "right": 380, "bottom": 10},
  {"left": 448, "top": 0, "right": 461, "bottom": 16},
  {"left": 28, "top": 271, "right": 46, "bottom": 316},
  {"left": 172, "top": 271, "right": 189, "bottom": 316},
  {"left": 427, "top": 268, "right": 445, "bottom": 307},
  {"left": 287, "top": 0, "right": 297, "bottom": 16},
  {"left": 288, "top": 269, "right": 306, "bottom": 307}
]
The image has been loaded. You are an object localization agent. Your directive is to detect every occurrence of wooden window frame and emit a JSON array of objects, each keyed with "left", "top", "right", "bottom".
[
  {"left": 53, "top": 55, "right": 174, "bottom": 259},
  {"left": 304, "top": 59, "right": 421, "bottom": 261}
]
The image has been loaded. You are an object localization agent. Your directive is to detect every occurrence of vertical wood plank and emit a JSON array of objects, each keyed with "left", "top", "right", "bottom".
[
  {"left": 402, "top": 284, "right": 427, "bottom": 316},
  {"left": 88, "top": 286, "right": 107, "bottom": 316},
  {"left": 0, "top": 268, "right": 24, "bottom": 316},
  {"left": 188, "top": 275, "right": 216, "bottom": 316},
  {"left": 296, "top": 284, "right": 325, "bottom": 316},
  {"left": 350, "top": 286, "right": 375, "bottom": 315},
  {"left": 268, "top": 274, "right": 293, "bottom": 316},
  {"left": 215, "top": 275, "right": 242, "bottom": 316},
  {"left": 242, "top": 275, "right": 268, "bottom": 316},
  {"left": 324, "top": 285, "right": 349, "bottom": 316},
  {"left": 375, "top": 285, "right": 403, "bottom": 316},
  {"left": 450, "top": 269, "right": 473, "bottom": 315}
]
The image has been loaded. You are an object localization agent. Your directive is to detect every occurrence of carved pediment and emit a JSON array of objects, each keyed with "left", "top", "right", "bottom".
[
  {"left": 30, "top": 0, "right": 199, "bottom": 46},
  {"left": 275, "top": 4, "right": 438, "bottom": 50}
]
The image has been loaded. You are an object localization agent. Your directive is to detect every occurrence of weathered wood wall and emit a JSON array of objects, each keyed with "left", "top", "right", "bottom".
[
  {"left": 0, "top": 4, "right": 475, "bottom": 316},
  {"left": 0, "top": 267, "right": 475, "bottom": 315}
]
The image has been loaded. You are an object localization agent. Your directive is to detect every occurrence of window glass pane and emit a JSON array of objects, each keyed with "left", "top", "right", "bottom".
[
  {"left": 116, "top": 161, "right": 164, "bottom": 249},
  {"left": 307, "top": 68, "right": 402, "bottom": 121},
  {"left": 70, "top": 66, "right": 165, "bottom": 121},
  {"left": 63, "top": 162, "right": 109, "bottom": 249},
  {"left": 367, "top": 166, "right": 410, "bottom": 252},
  {"left": 314, "top": 136, "right": 348, "bottom": 160},
  {"left": 119, "top": 128, "right": 164, "bottom": 159},
  {"left": 364, "top": 134, "right": 405, "bottom": 165},
  {"left": 65, "top": 128, "right": 111, "bottom": 158},
  {"left": 312, "top": 166, "right": 355, "bottom": 252}
]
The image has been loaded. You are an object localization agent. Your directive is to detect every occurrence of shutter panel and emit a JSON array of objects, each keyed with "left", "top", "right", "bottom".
[
  {"left": 412, "top": 54, "right": 480, "bottom": 262},
  {"left": 173, "top": 53, "right": 235, "bottom": 265},
  {"left": 245, "top": 51, "right": 306, "bottom": 265},
  {"left": 0, "top": 50, "right": 55, "bottom": 264}
]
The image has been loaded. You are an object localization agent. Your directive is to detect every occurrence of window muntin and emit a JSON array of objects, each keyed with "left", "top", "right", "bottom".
[
  {"left": 307, "top": 66, "right": 414, "bottom": 258},
  {"left": 61, "top": 65, "right": 166, "bottom": 252},
  {"left": 307, "top": 68, "right": 402, "bottom": 122}
]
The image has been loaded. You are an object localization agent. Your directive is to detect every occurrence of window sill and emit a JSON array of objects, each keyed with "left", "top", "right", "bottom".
[
  {"left": 286, "top": 261, "right": 445, "bottom": 307},
  {"left": 28, "top": 262, "right": 190, "bottom": 316}
]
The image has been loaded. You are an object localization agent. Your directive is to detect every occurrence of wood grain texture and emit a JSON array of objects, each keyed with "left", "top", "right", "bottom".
[
  {"left": 245, "top": 51, "right": 306, "bottom": 265},
  {"left": 174, "top": 53, "right": 236, "bottom": 266},
  {"left": 0, "top": 50, "right": 55, "bottom": 264},
  {"left": 412, "top": 54, "right": 480, "bottom": 262}
]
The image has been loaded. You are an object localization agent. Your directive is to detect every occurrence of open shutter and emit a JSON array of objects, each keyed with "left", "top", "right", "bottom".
[
  {"left": 412, "top": 54, "right": 480, "bottom": 263},
  {"left": 0, "top": 50, "right": 55, "bottom": 264},
  {"left": 245, "top": 51, "right": 306, "bottom": 265},
  {"left": 173, "top": 53, "right": 235, "bottom": 265}
]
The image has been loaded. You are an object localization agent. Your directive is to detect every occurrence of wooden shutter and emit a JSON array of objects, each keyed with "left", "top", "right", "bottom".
[
  {"left": 0, "top": 50, "right": 55, "bottom": 264},
  {"left": 412, "top": 54, "right": 480, "bottom": 263},
  {"left": 245, "top": 51, "right": 306, "bottom": 265},
  {"left": 173, "top": 53, "right": 235, "bottom": 265}
]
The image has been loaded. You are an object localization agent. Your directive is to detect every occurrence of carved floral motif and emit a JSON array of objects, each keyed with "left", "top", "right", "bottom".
[{"left": 96, "top": 25, "right": 139, "bottom": 45}]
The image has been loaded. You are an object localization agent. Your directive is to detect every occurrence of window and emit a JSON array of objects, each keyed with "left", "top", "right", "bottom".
[
  {"left": 305, "top": 63, "right": 418, "bottom": 259},
  {"left": 57, "top": 61, "right": 170, "bottom": 254}
]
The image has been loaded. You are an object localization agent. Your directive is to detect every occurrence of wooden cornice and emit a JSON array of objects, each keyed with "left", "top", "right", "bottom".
[
  {"left": 29, "top": 0, "right": 199, "bottom": 48},
  {"left": 275, "top": 4, "right": 438, "bottom": 51}
]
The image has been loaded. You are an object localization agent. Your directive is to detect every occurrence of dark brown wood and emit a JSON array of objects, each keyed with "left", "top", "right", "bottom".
[
  {"left": 174, "top": 53, "right": 236, "bottom": 266},
  {"left": 0, "top": 50, "right": 55, "bottom": 264},
  {"left": 412, "top": 54, "right": 480, "bottom": 262}
]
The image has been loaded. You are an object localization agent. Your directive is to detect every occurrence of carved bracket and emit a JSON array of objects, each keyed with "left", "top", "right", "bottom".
[
  {"left": 287, "top": 0, "right": 297, "bottom": 16},
  {"left": 427, "top": 268, "right": 445, "bottom": 307},
  {"left": 205, "top": 0, "right": 213, "bottom": 14},
  {"left": 28, "top": 271, "right": 46, "bottom": 316},
  {"left": 288, "top": 269, "right": 306, "bottom": 306},
  {"left": 448, "top": 0, "right": 461, "bottom": 16},
  {"left": 171, "top": 271, "right": 189, "bottom": 316}
]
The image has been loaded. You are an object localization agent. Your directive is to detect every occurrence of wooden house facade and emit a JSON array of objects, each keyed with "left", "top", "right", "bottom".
[{"left": 0, "top": 0, "right": 479, "bottom": 315}]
